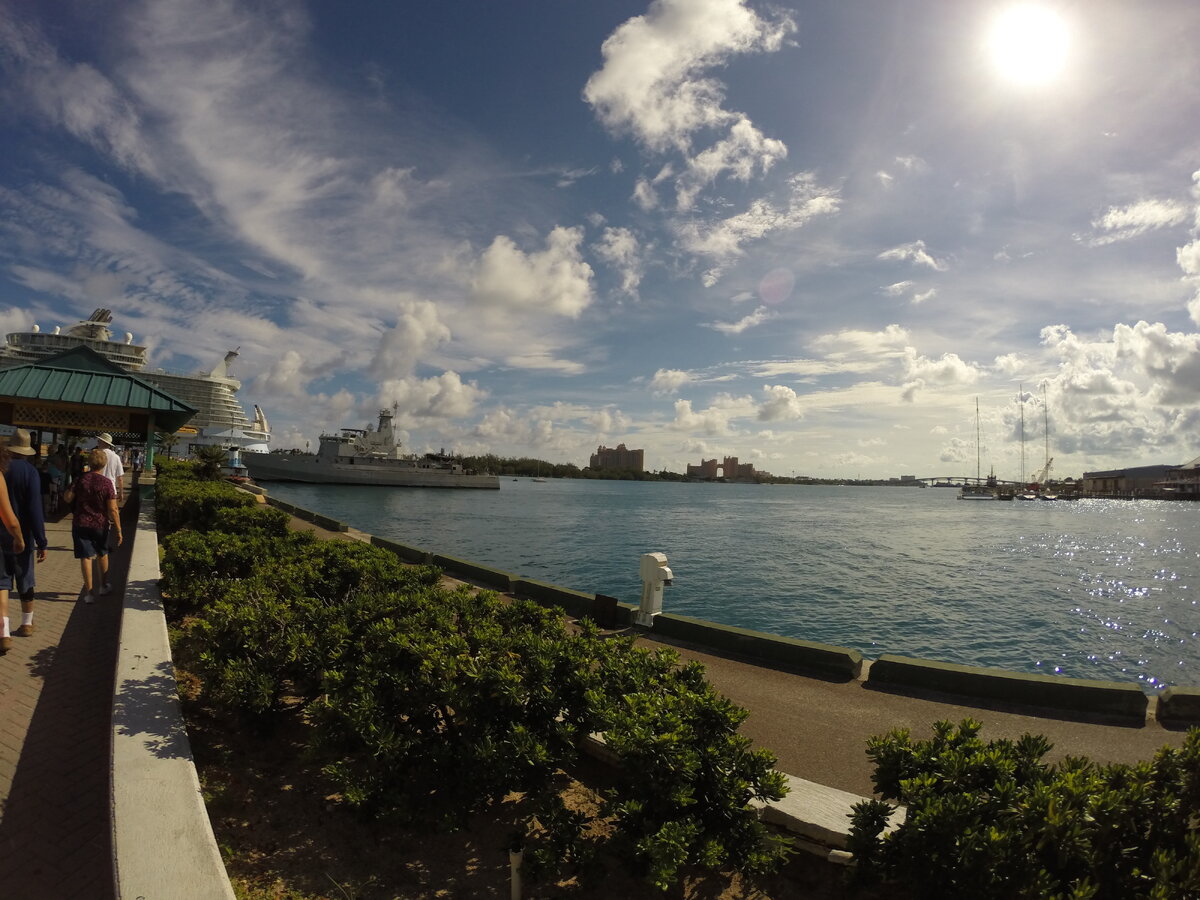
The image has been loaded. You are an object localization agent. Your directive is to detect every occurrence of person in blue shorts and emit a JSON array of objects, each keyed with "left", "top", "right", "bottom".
[
  {"left": 1, "top": 429, "right": 48, "bottom": 637},
  {"left": 0, "top": 445, "right": 28, "bottom": 652},
  {"left": 67, "top": 449, "right": 123, "bottom": 603}
]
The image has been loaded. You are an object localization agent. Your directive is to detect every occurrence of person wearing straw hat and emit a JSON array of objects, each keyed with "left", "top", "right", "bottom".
[
  {"left": 0, "top": 445, "right": 28, "bottom": 652},
  {"left": 1, "top": 429, "right": 48, "bottom": 639},
  {"left": 94, "top": 432, "right": 125, "bottom": 505}
]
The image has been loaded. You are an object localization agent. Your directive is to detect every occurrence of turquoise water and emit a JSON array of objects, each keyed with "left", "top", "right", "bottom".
[{"left": 264, "top": 480, "right": 1200, "bottom": 691}]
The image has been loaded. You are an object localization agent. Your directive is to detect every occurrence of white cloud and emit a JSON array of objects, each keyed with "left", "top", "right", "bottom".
[
  {"left": 881, "top": 281, "right": 914, "bottom": 296},
  {"left": 1089, "top": 198, "right": 1189, "bottom": 245},
  {"left": 757, "top": 384, "right": 803, "bottom": 421},
  {"left": 582, "top": 0, "right": 794, "bottom": 154},
  {"left": 809, "top": 323, "right": 910, "bottom": 362},
  {"left": 670, "top": 393, "right": 756, "bottom": 435},
  {"left": 368, "top": 299, "right": 451, "bottom": 379},
  {"left": 632, "top": 178, "right": 659, "bottom": 210},
  {"left": 380, "top": 371, "right": 487, "bottom": 424},
  {"left": 673, "top": 172, "right": 839, "bottom": 274},
  {"left": 650, "top": 368, "right": 692, "bottom": 394},
  {"left": 674, "top": 117, "right": 787, "bottom": 210},
  {"left": 877, "top": 239, "right": 947, "bottom": 271},
  {"left": 592, "top": 226, "right": 645, "bottom": 296},
  {"left": 471, "top": 226, "right": 594, "bottom": 318},
  {"left": 705, "top": 305, "right": 772, "bottom": 334},
  {"left": 912, "top": 288, "right": 937, "bottom": 305}
]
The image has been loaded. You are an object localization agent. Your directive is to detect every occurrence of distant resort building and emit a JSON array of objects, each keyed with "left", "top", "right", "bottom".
[
  {"left": 589, "top": 443, "right": 644, "bottom": 473},
  {"left": 686, "top": 455, "right": 756, "bottom": 483}
]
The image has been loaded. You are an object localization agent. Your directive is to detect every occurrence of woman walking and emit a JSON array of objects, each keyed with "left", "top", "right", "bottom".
[
  {"left": 67, "top": 449, "right": 122, "bottom": 603},
  {"left": 0, "top": 446, "right": 29, "bottom": 652}
]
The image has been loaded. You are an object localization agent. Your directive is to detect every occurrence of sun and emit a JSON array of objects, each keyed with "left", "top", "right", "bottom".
[{"left": 986, "top": 5, "right": 1071, "bottom": 86}]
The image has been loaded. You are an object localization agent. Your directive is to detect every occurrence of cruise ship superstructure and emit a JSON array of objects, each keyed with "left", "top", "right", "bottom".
[{"left": 0, "top": 308, "right": 270, "bottom": 453}]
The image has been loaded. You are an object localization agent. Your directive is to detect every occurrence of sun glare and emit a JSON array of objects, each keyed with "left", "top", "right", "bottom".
[{"left": 986, "top": 5, "right": 1071, "bottom": 86}]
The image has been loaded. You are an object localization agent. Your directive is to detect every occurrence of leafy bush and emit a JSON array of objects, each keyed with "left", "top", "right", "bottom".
[
  {"left": 211, "top": 503, "right": 292, "bottom": 537},
  {"left": 849, "top": 719, "right": 1200, "bottom": 900},
  {"left": 592, "top": 649, "right": 791, "bottom": 889},
  {"left": 159, "top": 479, "right": 794, "bottom": 889}
]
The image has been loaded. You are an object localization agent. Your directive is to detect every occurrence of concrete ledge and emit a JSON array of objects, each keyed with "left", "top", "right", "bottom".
[
  {"left": 370, "top": 535, "right": 432, "bottom": 564},
  {"left": 651, "top": 614, "right": 863, "bottom": 680},
  {"left": 868, "top": 653, "right": 1149, "bottom": 721},
  {"left": 312, "top": 512, "right": 349, "bottom": 532},
  {"left": 111, "top": 496, "right": 236, "bottom": 899},
  {"left": 431, "top": 553, "right": 517, "bottom": 592},
  {"left": 512, "top": 577, "right": 596, "bottom": 620},
  {"left": 580, "top": 733, "right": 903, "bottom": 861},
  {"left": 1157, "top": 686, "right": 1200, "bottom": 725}
]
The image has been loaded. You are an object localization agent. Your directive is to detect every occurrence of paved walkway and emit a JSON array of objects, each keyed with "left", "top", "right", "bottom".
[{"left": 0, "top": 497, "right": 131, "bottom": 900}]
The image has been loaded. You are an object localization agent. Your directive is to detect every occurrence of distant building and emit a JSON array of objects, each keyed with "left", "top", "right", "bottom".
[
  {"left": 590, "top": 443, "right": 644, "bottom": 472},
  {"left": 686, "top": 455, "right": 755, "bottom": 481},
  {"left": 1080, "top": 464, "right": 1176, "bottom": 494}
]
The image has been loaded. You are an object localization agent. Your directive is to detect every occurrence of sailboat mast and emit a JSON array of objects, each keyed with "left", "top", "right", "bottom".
[
  {"left": 1019, "top": 384, "right": 1025, "bottom": 484},
  {"left": 976, "top": 397, "right": 981, "bottom": 483},
  {"left": 1043, "top": 383, "right": 1049, "bottom": 469}
]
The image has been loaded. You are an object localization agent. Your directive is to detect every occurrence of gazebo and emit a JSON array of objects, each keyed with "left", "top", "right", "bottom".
[{"left": 0, "top": 345, "right": 197, "bottom": 465}]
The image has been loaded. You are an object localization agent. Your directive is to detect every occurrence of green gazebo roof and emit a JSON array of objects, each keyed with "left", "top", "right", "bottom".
[{"left": 0, "top": 345, "right": 198, "bottom": 433}]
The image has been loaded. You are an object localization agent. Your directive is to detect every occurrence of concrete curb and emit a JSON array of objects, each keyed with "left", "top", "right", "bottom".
[
  {"left": 110, "top": 492, "right": 236, "bottom": 899},
  {"left": 867, "top": 653, "right": 1149, "bottom": 721},
  {"left": 580, "top": 733, "right": 904, "bottom": 863},
  {"left": 1157, "top": 686, "right": 1200, "bottom": 725}
]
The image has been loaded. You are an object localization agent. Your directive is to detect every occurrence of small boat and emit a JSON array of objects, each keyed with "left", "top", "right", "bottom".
[{"left": 242, "top": 408, "right": 499, "bottom": 489}]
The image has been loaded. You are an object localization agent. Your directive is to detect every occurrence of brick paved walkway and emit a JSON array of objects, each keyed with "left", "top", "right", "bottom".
[{"left": 0, "top": 498, "right": 132, "bottom": 900}]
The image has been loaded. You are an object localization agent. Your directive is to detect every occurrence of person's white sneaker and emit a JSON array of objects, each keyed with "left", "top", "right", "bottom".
[
  {"left": 84, "top": 593, "right": 94, "bottom": 604},
  {"left": 100, "top": 583, "right": 112, "bottom": 596}
]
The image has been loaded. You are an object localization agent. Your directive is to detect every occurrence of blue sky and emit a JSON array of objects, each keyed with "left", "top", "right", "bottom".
[{"left": 2, "top": 0, "right": 1199, "bottom": 479}]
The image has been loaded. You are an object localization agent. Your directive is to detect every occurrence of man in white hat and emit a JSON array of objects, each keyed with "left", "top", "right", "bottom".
[
  {"left": 2, "top": 428, "right": 48, "bottom": 640},
  {"left": 95, "top": 433, "right": 125, "bottom": 507}
]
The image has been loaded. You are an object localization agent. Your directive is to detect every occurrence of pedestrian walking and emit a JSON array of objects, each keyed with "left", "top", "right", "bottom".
[
  {"left": 65, "top": 449, "right": 122, "bottom": 603},
  {"left": 69, "top": 444, "right": 86, "bottom": 486},
  {"left": 2, "top": 429, "right": 48, "bottom": 638},
  {"left": 94, "top": 432, "right": 125, "bottom": 504},
  {"left": 0, "top": 446, "right": 29, "bottom": 653}
]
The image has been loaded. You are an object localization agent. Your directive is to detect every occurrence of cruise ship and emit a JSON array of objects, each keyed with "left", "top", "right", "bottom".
[{"left": 0, "top": 308, "right": 271, "bottom": 453}]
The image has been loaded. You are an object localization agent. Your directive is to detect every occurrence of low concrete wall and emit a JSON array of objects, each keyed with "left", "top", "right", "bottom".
[
  {"left": 431, "top": 553, "right": 517, "bottom": 592},
  {"left": 265, "top": 495, "right": 348, "bottom": 532},
  {"left": 651, "top": 614, "right": 863, "bottom": 680},
  {"left": 370, "top": 535, "right": 432, "bottom": 564},
  {"left": 868, "top": 653, "right": 1149, "bottom": 721},
  {"left": 512, "top": 577, "right": 598, "bottom": 621},
  {"left": 1157, "top": 686, "right": 1200, "bottom": 725},
  {"left": 111, "top": 492, "right": 236, "bottom": 898}
]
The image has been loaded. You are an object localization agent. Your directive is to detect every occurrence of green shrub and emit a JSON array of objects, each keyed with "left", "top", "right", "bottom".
[
  {"left": 849, "top": 719, "right": 1200, "bottom": 899},
  {"left": 593, "top": 650, "right": 791, "bottom": 889},
  {"left": 211, "top": 503, "right": 291, "bottom": 537},
  {"left": 157, "top": 477, "right": 255, "bottom": 534}
]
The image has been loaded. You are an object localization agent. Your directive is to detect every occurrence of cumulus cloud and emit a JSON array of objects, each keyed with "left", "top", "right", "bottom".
[
  {"left": 650, "top": 368, "right": 693, "bottom": 394},
  {"left": 592, "top": 226, "right": 645, "bottom": 296},
  {"left": 368, "top": 299, "right": 451, "bottom": 379},
  {"left": 809, "top": 323, "right": 910, "bottom": 363},
  {"left": 670, "top": 393, "right": 755, "bottom": 435},
  {"left": 470, "top": 226, "right": 594, "bottom": 317},
  {"left": 380, "top": 371, "right": 487, "bottom": 424},
  {"left": 757, "top": 384, "right": 803, "bottom": 421},
  {"left": 877, "top": 239, "right": 947, "bottom": 271},
  {"left": 583, "top": 0, "right": 794, "bottom": 154},
  {"left": 586, "top": 407, "right": 632, "bottom": 433},
  {"left": 705, "top": 305, "right": 772, "bottom": 334}
]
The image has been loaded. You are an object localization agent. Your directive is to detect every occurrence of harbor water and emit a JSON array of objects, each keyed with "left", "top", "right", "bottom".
[{"left": 263, "top": 480, "right": 1200, "bottom": 691}]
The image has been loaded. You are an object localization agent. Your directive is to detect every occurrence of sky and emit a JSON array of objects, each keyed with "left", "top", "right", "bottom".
[{"left": 2, "top": 0, "right": 1200, "bottom": 480}]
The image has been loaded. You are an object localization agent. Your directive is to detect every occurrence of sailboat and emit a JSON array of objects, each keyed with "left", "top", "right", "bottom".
[
  {"left": 1017, "top": 385, "right": 1039, "bottom": 500},
  {"left": 960, "top": 398, "right": 1003, "bottom": 500}
]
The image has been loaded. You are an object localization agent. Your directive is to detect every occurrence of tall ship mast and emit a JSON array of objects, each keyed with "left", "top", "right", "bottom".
[{"left": 0, "top": 308, "right": 270, "bottom": 453}]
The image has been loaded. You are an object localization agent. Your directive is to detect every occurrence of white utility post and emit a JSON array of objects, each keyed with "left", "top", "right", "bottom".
[{"left": 635, "top": 552, "right": 673, "bottom": 627}]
